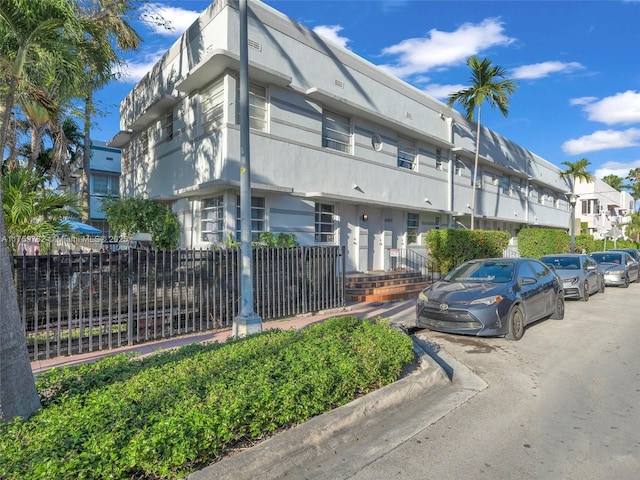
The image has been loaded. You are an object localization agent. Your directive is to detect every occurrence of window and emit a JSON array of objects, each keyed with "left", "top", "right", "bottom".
[
  {"left": 236, "top": 82, "right": 267, "bottom": 131},
  {"left": 471, "top": 168, "right": 481, "bottom": 188},
  {"left": 435, "top": 148, "right": 443, "bottom": 171},
  {"left": 235, "top": 196, "right": 265, "bottom": 241},
  {"left": 201, "top": 196, "right": 224, "bottom": 243},
  {"left": 554, "top": 195, "right": 560, "bottom": 208},
  {"left": 322, "top": 110, "right": 352, "bottom": 154},
  {"left": 407, "top": 213, "right": 419, "bottom": 244},
  {"left": 538, "top": 190, "right": 544, "bottom": 205},
  {"left": 122, "top": 147, "right": 130, "bottom": 171},
  {"left": 315, "top": 203, "right": 335, "bottom": 243},
  {"left": 397, "top": 137, "right": 416, "bottom": 170},
  {"left": 492, "top": 174, "right": 499, "bottom": 186},
  {"left": 502, "top": 176, "right": 512, "bottom": 195},
  {"left": 92, "top": 174, "right": 119, "bottom": 197},
  {"left": 163, "top": 111, "right": 174, "bottom": 141},
  {"left": 140, "top": 130, "right": 148, "bottom": 156},
  {"left": 455, "top": 156, "right": 464, "bottom": 176},
  {"left": 435, "top": 216, "right": 440, "bottom": 230},
  {"left": 202, "top": 79, "right": 224, "bottom": 132}
]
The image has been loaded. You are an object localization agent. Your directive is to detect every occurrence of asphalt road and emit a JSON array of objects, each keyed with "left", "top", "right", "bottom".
[{"left": 349, "top": 281, "right": 640, "bottom": 480}]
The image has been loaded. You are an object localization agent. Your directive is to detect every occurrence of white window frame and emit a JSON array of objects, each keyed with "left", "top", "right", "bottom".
[
  {"left": 163, "top": 111, "right": 174, "bottom": 141},
  {"left": 397, "top": 137, "right": 417, "bottom": 170},
  {"left": 92, "top": 174, "right": 119, "bottom": 197},
  {"left": 236, "top": 82, "right": 267, "bottom": 132},
  {"left": 407, "top": 212, "right": 419, "bottom": 244},
  {"left": 235, "top": 195, "right": 266, "bottom": 241},
  {"left": 201, "top": 195, "right": 224, "bottom": 243},
  {"left": 315, "top": 203, "right": 335, "bottom": 243},
  {"left": 201, "top": 79, "right": 224, "bottom": 133},
  {"left": 322, "top": 110, "right": 352, "bottom": 154},
  {"left": 435, "top": 148, "right": 443, "bottom": 171}
]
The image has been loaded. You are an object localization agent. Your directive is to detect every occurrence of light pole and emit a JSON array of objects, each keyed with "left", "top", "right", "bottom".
[
  {"left": 232, "top": 0, "right": 262, "bottom": 337},
  {"left": 569, "top": 193, "right": 578, "bottom": 254}
]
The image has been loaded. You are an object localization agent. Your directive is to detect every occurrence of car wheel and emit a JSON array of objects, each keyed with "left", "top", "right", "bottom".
[
  {"left": 505, "top": 305, "right": 525, "bottom": 341},
  {"left": 550, "top": 292, "right": 565, "bottom": 320},
  {"left": 582, "top": 281, "right": 589, "bottom": 301},
  {"left": 622, "top": 275, "right": 630, "bottom": 288},
  {"left": 599, "top": 278, "right": 605, "bottom": 294}
]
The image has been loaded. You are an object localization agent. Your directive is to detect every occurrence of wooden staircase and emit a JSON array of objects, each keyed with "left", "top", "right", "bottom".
[{"left": 344, "top": 271, "right": 433, "bottom": 302}]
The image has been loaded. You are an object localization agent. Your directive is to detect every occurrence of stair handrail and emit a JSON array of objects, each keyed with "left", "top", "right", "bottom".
[{"left": 387, "top": 248, "right": 440, "bottom": 282}]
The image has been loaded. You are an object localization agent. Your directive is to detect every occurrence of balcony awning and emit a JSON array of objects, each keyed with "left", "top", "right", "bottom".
[{"left": 175, "top": 49, "right": 292, "bottom": 94}]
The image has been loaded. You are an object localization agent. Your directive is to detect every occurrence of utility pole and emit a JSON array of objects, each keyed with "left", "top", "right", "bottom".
[{"left": 232, "top": 0, "right": 262, "bottom": 336}]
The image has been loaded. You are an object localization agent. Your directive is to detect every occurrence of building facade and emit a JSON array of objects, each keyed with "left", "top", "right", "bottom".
[
  {"left": 69, "top": 140, "right": 121, "bottom": 236},
  {"left": 109, "top": 0, "right": 572, "bottom": 272},
  {"left": 574, "top": 178, "right": 634, "bottom": 241}
]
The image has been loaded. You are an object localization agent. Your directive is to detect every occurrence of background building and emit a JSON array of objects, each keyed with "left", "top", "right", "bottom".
[{"left": 68, "top": 140, "right": 121, "bottom": 236}]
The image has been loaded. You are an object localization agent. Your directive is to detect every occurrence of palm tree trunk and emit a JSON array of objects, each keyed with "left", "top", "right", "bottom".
[
  {"left": 81, "top": 90, "right": 93, "bottom": 222},
  {"left": 470, "top": 106, "right": 482, "bottom": 230},
  {"left": 0, "top": 205, "right": 41, "bottom": 422}
]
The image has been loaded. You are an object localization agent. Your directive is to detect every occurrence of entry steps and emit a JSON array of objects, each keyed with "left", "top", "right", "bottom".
[{"left": 344, "top": 271, "right": 432, "bottom": 302}]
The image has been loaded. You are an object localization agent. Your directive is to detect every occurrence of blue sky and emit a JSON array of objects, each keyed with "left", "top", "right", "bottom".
[{"left": 93, "top": 0, "right": 640, "bottom": 181}]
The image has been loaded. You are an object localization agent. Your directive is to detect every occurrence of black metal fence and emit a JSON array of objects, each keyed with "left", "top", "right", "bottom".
[{"left": 14, "top": 246, "right": 346, "bottom": 362}]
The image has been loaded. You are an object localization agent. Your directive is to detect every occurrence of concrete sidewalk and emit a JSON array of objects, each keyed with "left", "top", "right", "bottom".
[{"left": 31, "top": 299, "right": 418, "bottom": 374}]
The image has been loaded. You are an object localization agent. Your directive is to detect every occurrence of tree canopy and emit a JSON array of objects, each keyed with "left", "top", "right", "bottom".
[{"left": 447, "top": 56, "right": 517, "bottom": 230}]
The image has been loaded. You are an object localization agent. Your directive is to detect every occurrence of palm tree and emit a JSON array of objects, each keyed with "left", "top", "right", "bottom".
[
  {"left": 447, "top": 56, "right": 517, "bottom": 230},
  {"left": 3, "top": 167, "right": 83, "bottom": 254},
  {"left": 602, "top": 174, "right": 625, "bottom": 191},
  {"left": 0, "top": 0, "right": 82, "bottom": 423},
  {"left": 75, "top": 0, "right": 141, "bottom": 220},
  {"left": 560, "top": 158, "right": 593, "bottom": 253}
]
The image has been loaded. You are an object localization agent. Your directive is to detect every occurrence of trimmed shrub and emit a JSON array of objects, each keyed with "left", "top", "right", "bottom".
[{"left": 425, "top": 229, "right": 510, "bottom": 274}]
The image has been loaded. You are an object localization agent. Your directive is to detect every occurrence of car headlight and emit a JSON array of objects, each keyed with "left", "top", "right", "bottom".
[
  {"left": 418, "top": 291, "right": 429, "bottom": 302},
  {"left": 469, "top": 295, "right": 504, "bottom": 305},
  {"left": 564, "top": 276, "right": 579, "bottom": 285},
  {"left": 608, "top": 269, "right": 624, "bottom": 275}
]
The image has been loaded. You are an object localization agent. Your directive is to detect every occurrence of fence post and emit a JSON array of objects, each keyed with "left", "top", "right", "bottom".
[{"left": 127, "top": 246, "right": 134, "bottom": 346}]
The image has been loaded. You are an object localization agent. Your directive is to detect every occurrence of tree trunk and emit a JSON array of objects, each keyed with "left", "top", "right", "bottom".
[
  {"left": 0, "top": 206, "right": 41, "bottom": 423},
  {"left": 81, "top": 91, "right": 93, "bottom": 222},
  {"left": 470, "top": 106, "right": 482, "bottom": 231}
]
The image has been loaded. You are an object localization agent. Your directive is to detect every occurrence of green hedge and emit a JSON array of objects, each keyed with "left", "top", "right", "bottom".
[
  {"left": 425, "top": 229, "right": 510, "bottom": 274},
  {"left": 0, "top": 317, "right": 413, "bottom": 480},
  {"left": 517, "top": 227, "right": 639, "bottom": 257}
]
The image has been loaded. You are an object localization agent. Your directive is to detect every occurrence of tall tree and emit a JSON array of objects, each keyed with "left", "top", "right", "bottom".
[
  {"left": 560, "top": 158, "right": 593, "bottom": 253},
  {"left": 447, "top": 56, "right": 517, "bottom": 230},
  {"left": 75, "top": 0, "right": 141, "bottom": 220},
  {"left": 560, "top": 158, "right": 593, "bottom": 193},
  {"left": 602, "top": 174, "right": 625, "bottom": 191},
  {"left": 0, "top": 0, "right": 83, "bottom": 423}
]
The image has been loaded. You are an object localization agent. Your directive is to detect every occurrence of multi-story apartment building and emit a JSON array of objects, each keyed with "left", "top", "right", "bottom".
[
  {"left": 108, "top": 0, "right": 571, "bottom": 272},
  {"left": 68, "top": 140, "right": 121, "bottom": 236},
  {"left": 574, "top": 178, "right": 634, "bottom": 240}
]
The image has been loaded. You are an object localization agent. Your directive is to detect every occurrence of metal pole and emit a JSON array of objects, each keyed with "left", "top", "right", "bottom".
[{"left": 232, "top": 0, "right": 262, "bottom": 336}]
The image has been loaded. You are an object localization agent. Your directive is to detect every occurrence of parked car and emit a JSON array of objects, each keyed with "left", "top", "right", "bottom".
[
  {"left": 607, "top": 248, "right": 640, "bottom": 266},
  {"left": 415, "top": 258, "right": 564, "bottom": 341},
  {"left": 539, "top": 254, "right": 605, "bottom": 301},
  {"left": 590, "top": 251, "right": 640, "bottom": 288}
]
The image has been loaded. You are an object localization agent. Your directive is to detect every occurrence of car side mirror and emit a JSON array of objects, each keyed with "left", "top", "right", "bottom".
[{"left": 520, "top": 276, "right": 537, "bottom": 285}]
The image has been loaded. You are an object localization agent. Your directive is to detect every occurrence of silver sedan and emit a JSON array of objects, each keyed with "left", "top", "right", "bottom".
[
  {"left": 590, "top": 251, "right": 640, "bottom": 288},
  {"left": 539, "top": 254, "right": 605, "bottom": 301}
]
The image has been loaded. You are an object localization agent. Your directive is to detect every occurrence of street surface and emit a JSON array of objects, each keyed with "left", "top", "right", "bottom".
[{"left": 348, "top": 281, "right": 640, "bottom": 479}]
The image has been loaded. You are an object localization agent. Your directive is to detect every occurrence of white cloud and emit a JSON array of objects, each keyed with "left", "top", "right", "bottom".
[
  {"left": 562, "top": 128, "right": 640, "bottom": 155},
  {"left": 119, "top": 52, "right": 166, "bottom": 83},
  {"left": 510, "top": 61, "right": 584, "bottom": 80},
  {"left": 594, "top": 159, "right": 640, "bottom": 180},
  {"left": 570, "top": 96, "right": 598, "bottom": 106},
  {"left": 422, "top": 83, "right": 468, "bottom": 101},
  {"left": 378, "top": 18, "right": 515, "bottom": 78},
  {"left": 581, "top": 90, "right": 640, "bottom": 125},
  {"left": 140, "top": 3, "right": 202, "bottom": 37},
  {"left": 313, "top": 25, "right": 350, "bottom": 49}
]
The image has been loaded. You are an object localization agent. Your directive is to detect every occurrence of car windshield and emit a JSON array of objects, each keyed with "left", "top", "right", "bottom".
[
  {"left": 541, "top": 256, "right": 580, "bottom": 269},
  {"left": 444, "top": 261, "right": 514, "bottom": 283},
  {"left": 591, "top": 253, "right": 623, "bottom": 264}
]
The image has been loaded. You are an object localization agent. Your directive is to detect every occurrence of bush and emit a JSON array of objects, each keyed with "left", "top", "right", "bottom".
[
  {"left": 0, "top": 317, "right": 413, "bottom": 480},
  {"left": 425, "top": 229, "right": 510, "bottom": 274}
]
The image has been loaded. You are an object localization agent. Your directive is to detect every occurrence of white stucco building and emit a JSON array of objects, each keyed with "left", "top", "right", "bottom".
[
  {"left": 574, "top": 178, "right": 634, "bottom": 240},
  {"left": 108, "top": 0, "right": 572, "bottom": 272}
]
